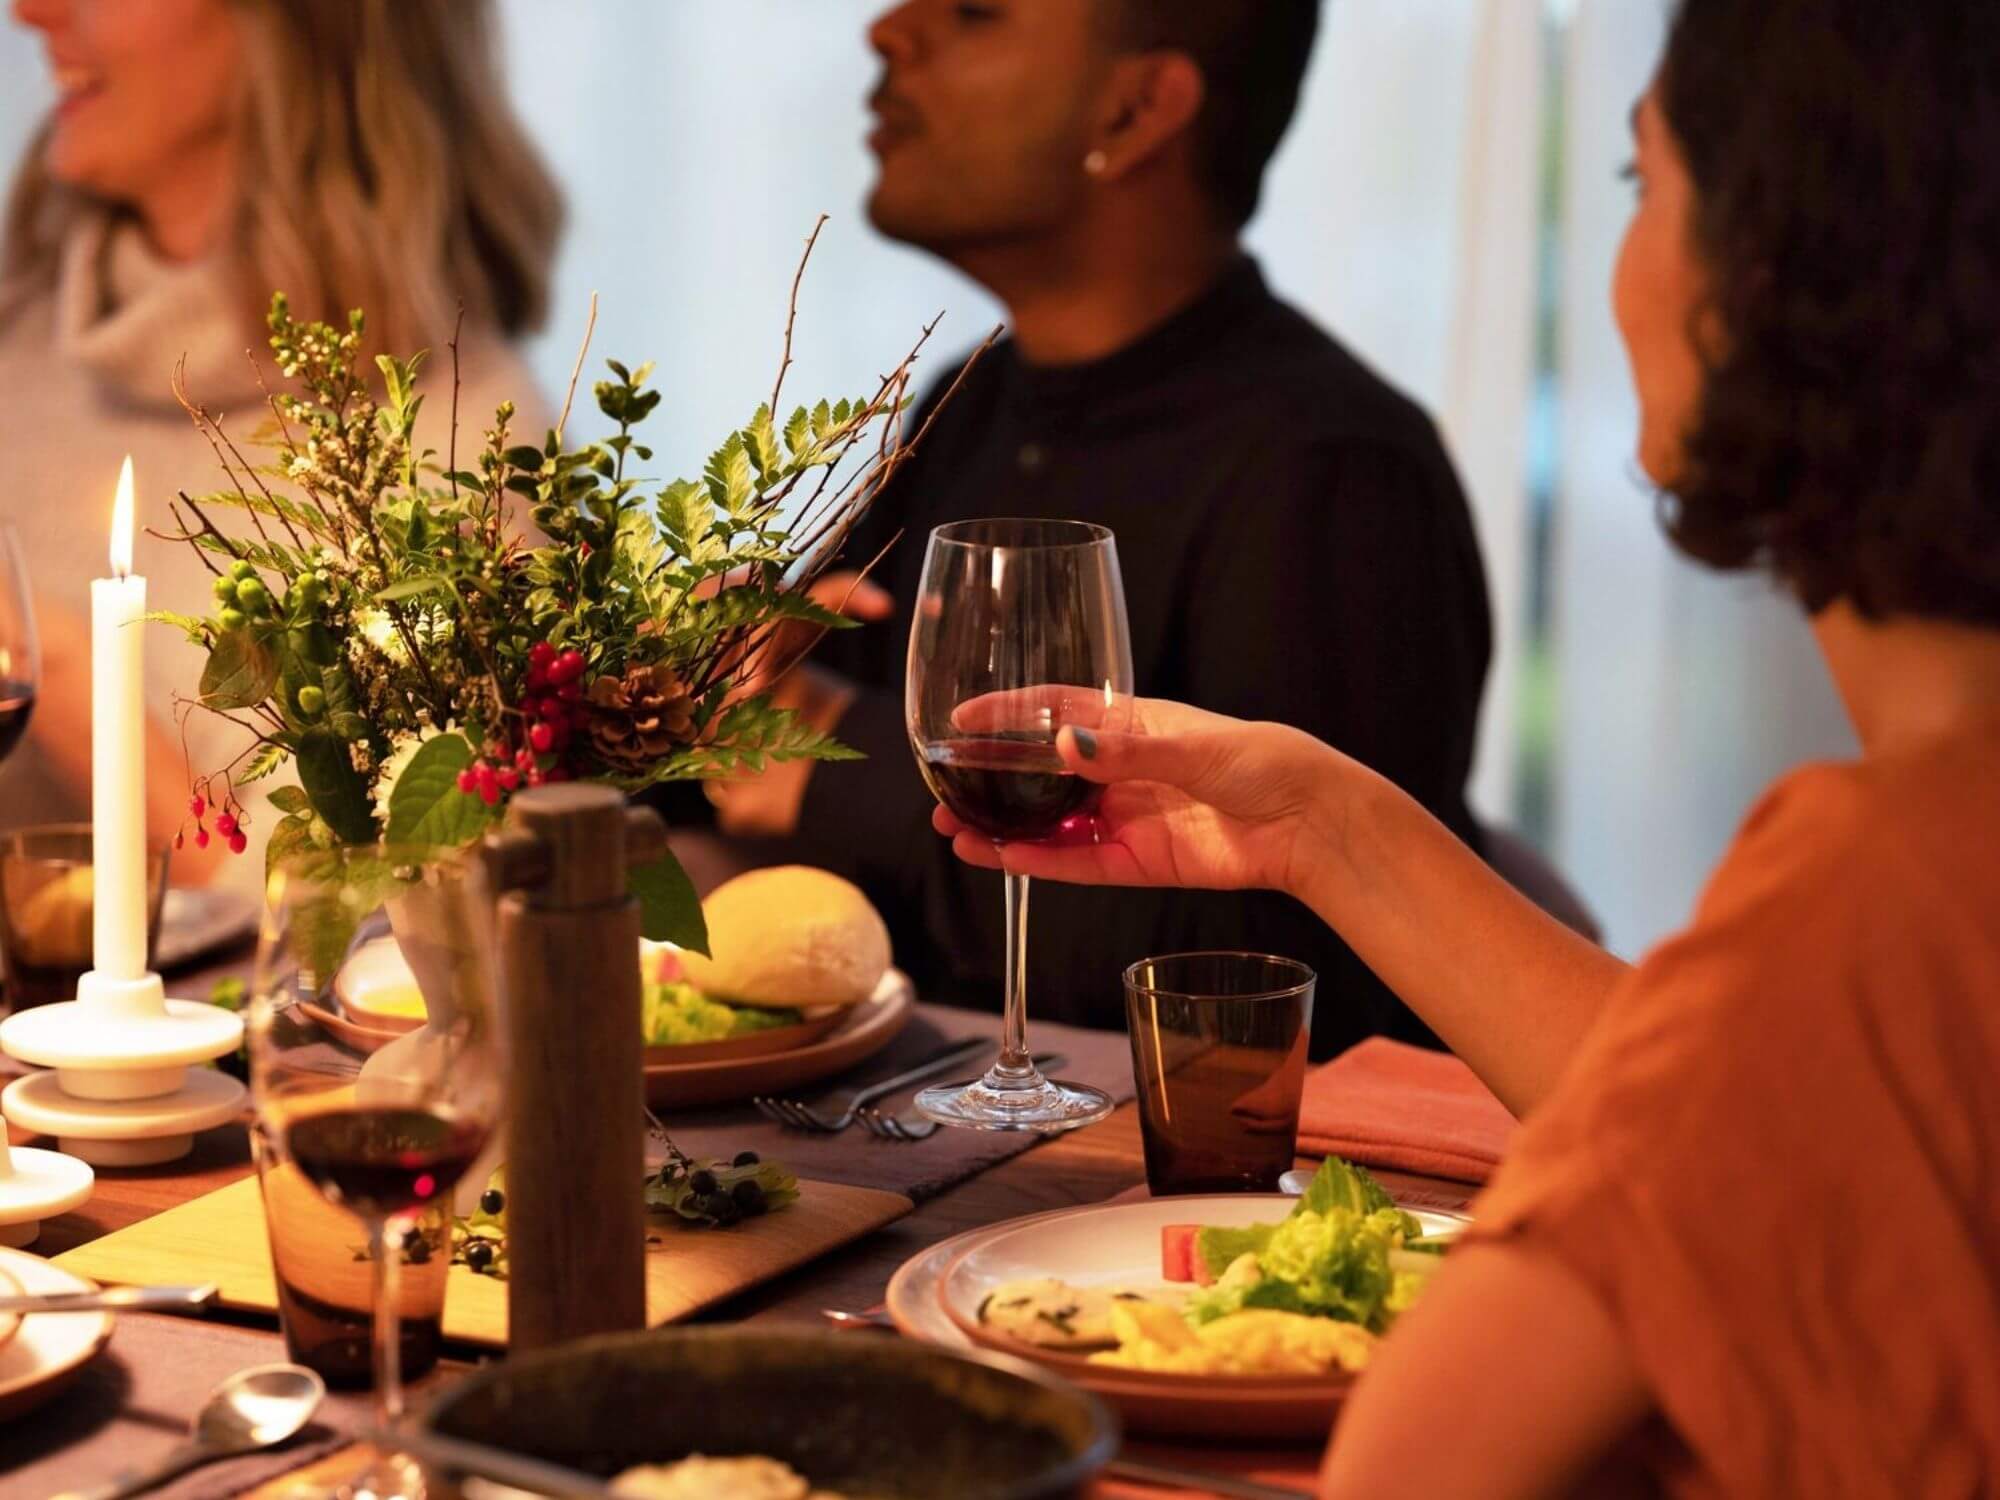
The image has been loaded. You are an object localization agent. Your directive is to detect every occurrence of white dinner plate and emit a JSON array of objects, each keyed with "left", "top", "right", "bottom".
[
  {"left": 0, "top": 1248, "right": 114, "bottom": 1422},
  {"left": 891, "top": 1192, "right": 1467, "bottom": 1442}
]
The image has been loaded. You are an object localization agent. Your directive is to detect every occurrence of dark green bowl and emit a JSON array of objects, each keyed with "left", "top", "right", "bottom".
[{"left": 419, "top": 1326, "right": 1120, "bottom": 1498}]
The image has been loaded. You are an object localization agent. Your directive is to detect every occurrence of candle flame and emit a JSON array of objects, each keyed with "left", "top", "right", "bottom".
[{"left": 110, "top": 455, "right": 135, "bottom": 578}]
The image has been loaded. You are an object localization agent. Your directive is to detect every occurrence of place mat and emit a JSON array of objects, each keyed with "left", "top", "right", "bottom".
[
  {"left": 0, "top": 1311, "right": 467, "bottom": 1500},
  {"left": 55, "top": 1173, "right": 911, "bottom": 1351},
  {"left": 660, "top": 1002, "right": 1138, "bottom": 1202},
  {"left": 1298, "top": 1037, "right": 1514, "bottom": 1184}
]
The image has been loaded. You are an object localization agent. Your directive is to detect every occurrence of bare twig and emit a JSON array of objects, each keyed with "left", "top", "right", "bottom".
[
  {"left": 771, "top": 214, "right": 829, "bottom": 419},
  {"left": 448, "top": 301, "right": 465, "bottom": 504},
  {"left": 555, "top": 291, "right": 599, "bottom": 446}
]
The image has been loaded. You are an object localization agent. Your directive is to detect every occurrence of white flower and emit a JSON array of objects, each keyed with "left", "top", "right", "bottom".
[
  {"left": 356, "top": 608, "right": 408, "bottom": 664},
  {"left": 372, "top": 723, "right": 457, "bottom": 829}
]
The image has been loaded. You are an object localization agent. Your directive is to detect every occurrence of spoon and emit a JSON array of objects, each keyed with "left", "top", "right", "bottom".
[
  {"left": 0, "top": 1283, "right": 217, "bottom": 1316},
  {"left": 53, "top": 1363, "right": 325, "bottom": 1500}
]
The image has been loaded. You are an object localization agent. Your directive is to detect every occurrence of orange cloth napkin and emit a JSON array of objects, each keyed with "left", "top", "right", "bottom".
[{"left": 1297, "top": 1037, "right": 1515, "bottom": 1184}]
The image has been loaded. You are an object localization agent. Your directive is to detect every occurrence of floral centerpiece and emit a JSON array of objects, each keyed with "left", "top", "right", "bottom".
[{"left": 155, "top": 239, "right": 954, "bottom": 952}]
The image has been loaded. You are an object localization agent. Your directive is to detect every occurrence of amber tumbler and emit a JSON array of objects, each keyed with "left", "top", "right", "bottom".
[{"left": 1124, "top": 952, "right": 1315, "bottom": 1195}]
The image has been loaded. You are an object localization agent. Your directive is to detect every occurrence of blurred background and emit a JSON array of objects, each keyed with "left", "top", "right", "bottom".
[{"left": 0, "top": 0, "right": 1853, "bottom": 959}]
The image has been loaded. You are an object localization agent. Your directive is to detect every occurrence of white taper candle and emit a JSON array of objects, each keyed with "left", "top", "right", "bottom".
[{"left": 90, "top": 455, "right": 149, "bottom": 981}]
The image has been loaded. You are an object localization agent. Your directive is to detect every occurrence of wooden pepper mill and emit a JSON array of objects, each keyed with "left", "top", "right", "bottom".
[{"left": 484, "top": 784, "right": 667, "bottom": 1353}]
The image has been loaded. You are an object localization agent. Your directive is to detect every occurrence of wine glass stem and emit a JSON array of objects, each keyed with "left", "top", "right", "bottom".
[
  {"left": 994, "top": 871, "right": 1033, "bottom": 1080},
  {"left": 369, "top": 1214, "right": 405, "bottom": 1429}
]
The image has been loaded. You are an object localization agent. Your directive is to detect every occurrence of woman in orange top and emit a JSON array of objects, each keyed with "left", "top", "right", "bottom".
[{"left": 934, "top": 1, "right": 2000, "bottom": 1494}]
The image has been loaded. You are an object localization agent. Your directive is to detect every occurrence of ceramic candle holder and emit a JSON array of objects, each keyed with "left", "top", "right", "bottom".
[
  {"left": 0, "top": 1120, "right": 93, "bottom": 1247},
  {"left": 0, "top": 968, "right": 244, "bottom": 1166}
]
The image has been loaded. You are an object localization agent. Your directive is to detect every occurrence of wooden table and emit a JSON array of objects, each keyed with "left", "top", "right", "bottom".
[{"left": 9, "top": 966, "right": 1478, "bottom": 1499}]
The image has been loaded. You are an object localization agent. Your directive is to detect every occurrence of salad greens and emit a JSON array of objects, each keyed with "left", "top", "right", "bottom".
[
  {"left": 642, "top": 979, "right": 802, "bottom": 1046},
  {"left": 1187, "top": 1157, "right": 1437, "bottom": 1335}
]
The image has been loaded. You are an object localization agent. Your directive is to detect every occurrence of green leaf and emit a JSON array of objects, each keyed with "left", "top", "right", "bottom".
[
  {"left": 375, "top": 576, "right": 449, "bottom": 603},
  {"left": 264, "top": 813, "right": 317, "bottom": 869},
  {"left": 200, "top": 629, "right": 279, "bottom": 710},
  {"left": 145, "top": 610, "right": 212, "bottom": 646},
  {"left": 703, "top": 432, "right": 757, "bottom": 515},
  {"left": 744, "top": 405, "right": 780, "bottom": 478},
  {"left": 268, "top": 785, "right": 311, "bottom": 814},
  {"left": 296, "top": 730, "right": 378, "bottom": 845},
  {"left": 383, "top": 733, "right": 496, "bottom": 847},
  {"left": 630, "top": 853, "right": 708, "bottom": 955},
  {"left": 240, "top": 742, "right": 292, "bottom": 785},
  {"left": 504, "top": 445, "right": 547, "bottom": 472},
  {"left": 783, "top": 406, "right": 811, "bottom": 457}
]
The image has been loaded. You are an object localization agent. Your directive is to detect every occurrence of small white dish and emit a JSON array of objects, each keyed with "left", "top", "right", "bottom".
[
  {"left": 0, "top": 1247, "right": 113, "bottom": 1421},
  {"left": 2, "top": 1069, "right": 245, "bottom": 1167}
]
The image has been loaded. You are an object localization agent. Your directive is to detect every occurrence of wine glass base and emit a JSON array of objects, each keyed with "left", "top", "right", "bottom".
[
  {"left": 337, "top": 1448, "right": 424, "bottom": 1500},
  {"left": 914, "top": 1076, "right": 1114, "bottom": 1134}
]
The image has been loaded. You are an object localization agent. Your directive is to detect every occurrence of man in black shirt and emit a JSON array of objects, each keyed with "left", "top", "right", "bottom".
[{"left": 708, "top": 0, "right": 1493, "bottom": 1058}]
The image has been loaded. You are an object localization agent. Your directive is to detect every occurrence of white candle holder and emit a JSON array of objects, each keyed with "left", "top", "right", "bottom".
[
  {"left": 0, "top": 969, "right": 245, "bottom": 1166},
  {"left": 0, "top": 1122, "right": 94, "bottom": 1247}
]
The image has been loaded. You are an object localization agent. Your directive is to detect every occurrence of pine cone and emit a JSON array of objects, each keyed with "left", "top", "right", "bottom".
[{"left": 584, "top": 662, "right": 697, "bottom": 773}]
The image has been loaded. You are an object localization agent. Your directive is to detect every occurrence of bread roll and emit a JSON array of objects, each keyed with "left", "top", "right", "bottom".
[{"left": 679, "top": 866, "right": 891, "bottom": 1010}]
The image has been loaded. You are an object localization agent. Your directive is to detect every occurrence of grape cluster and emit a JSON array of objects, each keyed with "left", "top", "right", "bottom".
[{"left": 454, "top": 641, "right": 587, "bottom": 806}]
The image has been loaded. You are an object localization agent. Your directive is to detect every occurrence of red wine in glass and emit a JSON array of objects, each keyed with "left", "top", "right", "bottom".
[
  {"left": 0, "top": 682, "right": 35, "bottom": 762},
  {"left": 919, "top": 734, "right": 1102, "bottom": 841},
  {"left": 285, "top": 1105, "right": 489, "bottom": 1220}
]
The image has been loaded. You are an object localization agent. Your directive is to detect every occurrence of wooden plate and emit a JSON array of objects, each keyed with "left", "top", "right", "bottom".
[
  {"left": 0, "top": 1249, "right": 113, "bottom": 1423},
  {"left": 897, "top": 1193, "right": 1466, "bottom": 1442},
  {"left": 646, "top": 969, "right": 914, "bottom": 1110}
]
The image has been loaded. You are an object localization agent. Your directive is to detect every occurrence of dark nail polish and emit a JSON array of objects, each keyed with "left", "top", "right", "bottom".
[{"left": 1072, "top": 727, "right": 1098, "bottom": 760}]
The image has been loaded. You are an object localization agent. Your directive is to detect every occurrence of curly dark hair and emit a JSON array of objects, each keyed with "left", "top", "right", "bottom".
[
  {"left": 1106, "top": 0, "right": 1321, "bottom": 230},
  {"left": 1658, "top": 0, "right": 2000, "bottom": 623}
]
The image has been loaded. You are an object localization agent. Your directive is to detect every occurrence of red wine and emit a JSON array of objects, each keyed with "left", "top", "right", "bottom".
[
  {"left": 0, "top": 684, "right": 34, "bottom": 762},
  {"left": 920, "top": 735, "right": 1101, "bottom": 841},
  {"left": 284, "top": 1106, "right": 487, "bottom": 1219}
]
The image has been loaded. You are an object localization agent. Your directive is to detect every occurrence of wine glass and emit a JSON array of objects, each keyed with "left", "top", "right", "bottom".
[
  {"left": 249, "top": 846, "right": 503, "bottom": 1500},
  {"left": 0, "top": 526, "right": 41, "bottom": 764},
  {"left": 907, "top": 518, "right": 1135, "bottom": 1132}
]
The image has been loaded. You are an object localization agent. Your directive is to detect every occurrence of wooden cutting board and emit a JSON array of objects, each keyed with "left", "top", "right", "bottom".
[{"left": 54, "top": 1172, "right": 911, "bottom": 1349}]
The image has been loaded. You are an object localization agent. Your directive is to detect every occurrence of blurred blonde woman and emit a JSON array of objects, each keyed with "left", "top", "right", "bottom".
[{"left": 0, "top": 0, "right": 561, "bottom": 880}]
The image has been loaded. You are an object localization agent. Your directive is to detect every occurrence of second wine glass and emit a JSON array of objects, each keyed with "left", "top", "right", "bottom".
[
  {"left": 250, "top": 846, "right": 503, "bottom": 1500},
  {"left": 907, "top": 518, "right": 1134, "bottom": 1132}
]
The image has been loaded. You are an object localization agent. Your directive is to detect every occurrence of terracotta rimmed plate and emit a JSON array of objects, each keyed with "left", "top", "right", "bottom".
[
  {"left": 646, "top": 969, "right": 914, "bottom": 1110},
  {"left": 896, "top": 1193, "right": 1467, "bottom": 1442},
  {"left": 641, "top": 1005, "right": 849, "bottom": 1066},
  {"left": 0, "top": 1266, "right": 20, "bottom": 1355},
  {"left": 0, "top": 1249, "right": 114, "bottom": 1422}
]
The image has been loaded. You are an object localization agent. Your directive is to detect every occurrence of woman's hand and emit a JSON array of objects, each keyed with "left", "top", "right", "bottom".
[{"left": 933, "top": 697, "right": 1343, "bottom": 900}]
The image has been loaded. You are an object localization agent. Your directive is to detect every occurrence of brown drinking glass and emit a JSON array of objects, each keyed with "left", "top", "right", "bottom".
[
  {"left": 0, "top": 825, "right": 170, "bottom": 1011},
  {"left": 1124, "top": 952, "right": 1315, "bottom": 1195}
]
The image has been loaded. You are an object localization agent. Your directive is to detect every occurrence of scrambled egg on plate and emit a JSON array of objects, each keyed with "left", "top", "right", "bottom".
[
  {"left": 1089, "top": 1299, "right": 1376, "bottom": 1378},
  {"left": 612, "top": 1455, "right": 848, "bottom": 1500}
]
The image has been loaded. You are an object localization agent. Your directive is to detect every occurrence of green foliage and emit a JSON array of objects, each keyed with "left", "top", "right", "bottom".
[
  {"left": 630, "top": 854, "right": 710, "bottom": 954},
  {"left": 383, "top": 733, "right": 498, "bottom": 847}
]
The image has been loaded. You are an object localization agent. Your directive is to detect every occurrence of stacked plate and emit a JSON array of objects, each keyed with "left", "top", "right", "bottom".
[{"left": 888, "top": 1193, "right": 1468, "bottom": 1442}]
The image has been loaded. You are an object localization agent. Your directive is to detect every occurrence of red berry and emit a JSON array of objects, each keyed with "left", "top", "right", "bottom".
[
  {"left": 215, "top": 812, "right": 239, "bottom": 838},
  {"left": 497, "top": 767, "right": 520, "bottom": 791},
  {"left": 529, "top": 721, "right": 555, "bottom": 754},
  {"left": 526, "top": 768, "right": 545, "bottom": 787},
  {"left": 515, "top": 747, "right": 536, "bottom": 770},
  {"left": 545, "top": 765, "right": 570, "bottom": 783},
  {"left": 524, "top": 669, "right": 548, "bottom": 694},
  {"left": 456, "top": 769, "right": 477, "bottom": 794},
  {"left": 528, "top": 640, "right": 555, "bottom": 668},
  {"left": 195, "top": 827, "right": 211, "bottom": 849},
  {"left": 550, "top": 649, "right": 585, "bottom": 685},
  {"left": 557, "top": 680, "right": 583, "bottom": 704},
  {"left": 188, "top": 795, "right": 206, "bottom": 819},
  {"left": 228, "top": 831, "right": 248, "bottom": 855},
  {"left": 478, "top": 780, "right": 501, "bottom": 806}
]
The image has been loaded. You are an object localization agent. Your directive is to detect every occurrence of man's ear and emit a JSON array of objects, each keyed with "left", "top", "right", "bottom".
[{"left": 1086, "top": 52, "right": 1206, "bottom": 180}]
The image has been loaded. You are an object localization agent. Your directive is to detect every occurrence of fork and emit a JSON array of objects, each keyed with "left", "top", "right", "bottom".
[
  {"left": 752, "top": 1037, "right": 990, "bottom": 1133},
  {"left": 860, "top": 1052, "right": 1067, "bottom": 1140}
]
